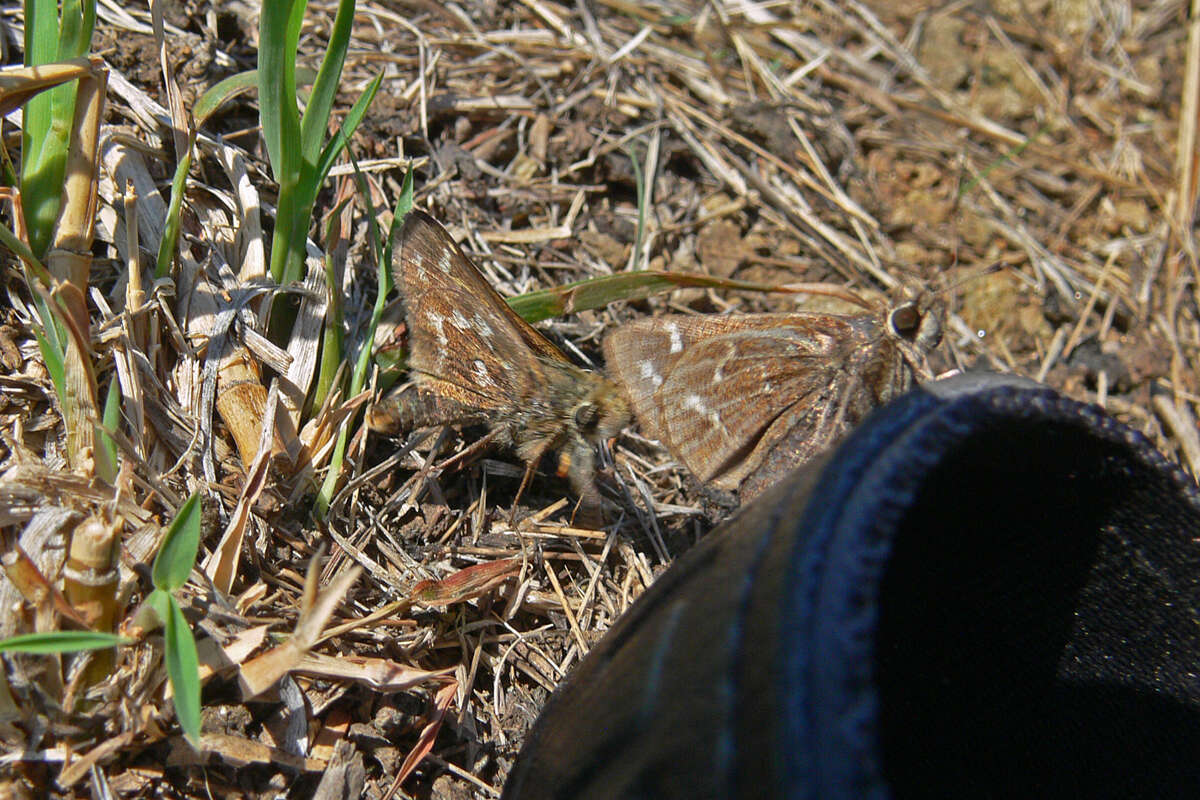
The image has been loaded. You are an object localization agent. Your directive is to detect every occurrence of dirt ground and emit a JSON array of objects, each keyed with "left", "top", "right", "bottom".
[{"left": 1, "top": 0, "right": 1198, "bottom": 797}]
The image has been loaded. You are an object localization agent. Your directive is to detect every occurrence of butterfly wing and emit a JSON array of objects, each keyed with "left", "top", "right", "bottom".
[
  {"left": 606, "top": 312, "right": 905, "bottom": 490},
  {"left": 603, "top": 314, "right": 823, "bottom": 439},
  {"left": 396, "top": 210, "right": 568, "bottom": 410},
  {"left": 660, "top": 319, "right": 862, "bottom": 487}
]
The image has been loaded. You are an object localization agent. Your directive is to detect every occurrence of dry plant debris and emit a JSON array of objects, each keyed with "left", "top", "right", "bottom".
[{"left": 0, "top": 0, "right": 1196, "bottom": 796}]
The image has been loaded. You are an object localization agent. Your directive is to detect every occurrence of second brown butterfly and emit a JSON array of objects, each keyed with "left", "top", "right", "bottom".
[{"left": 603, "top": 293, "right": 943, "bottom": 501}]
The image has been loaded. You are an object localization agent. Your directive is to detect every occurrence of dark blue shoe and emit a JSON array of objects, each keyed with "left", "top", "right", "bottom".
[{"left": 502, "top": 374, "right": 1200, "bottom": 799}]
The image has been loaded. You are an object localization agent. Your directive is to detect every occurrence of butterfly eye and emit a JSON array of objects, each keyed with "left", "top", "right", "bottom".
[
  {"left": 573, "top": 402, "right": 599, "bottom": 432},
  {"left": 889, "top": 304, "right": 922, "bottom": 338}
]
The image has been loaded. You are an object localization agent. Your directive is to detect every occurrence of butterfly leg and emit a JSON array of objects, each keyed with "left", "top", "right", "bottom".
[{"left": 508, "top": 459, "right": 542, "bottom": 527}]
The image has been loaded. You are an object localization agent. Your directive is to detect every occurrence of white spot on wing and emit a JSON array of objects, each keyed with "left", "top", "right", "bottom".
[
  {"left": 450, "top": 309, "right": 471, "bottom": 329},
  {"left": 428, "top": 314, "right": 448, "bottom": 346},
  {"left": 438, "top": 249, "right": 453, "bottom": 274},
  {"left": 639, "top": 360, "right": 664, "bottom": 390},
  {"left": 472, "top": 359, "right": 497, "bottom": 388},
  {"left": 474, "top": 315, "right": 494, "bottom": 338},
  {"left": 683, "top": 394, "right": 725, "bottom": 436},
  {"left": 667, "top": 323, "right": 683, "bottom": 354}
]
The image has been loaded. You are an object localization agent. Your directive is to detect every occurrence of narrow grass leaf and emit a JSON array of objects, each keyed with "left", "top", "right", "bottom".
[
  {"left": 163, "top": 595, "right": 202, "bottom": 744},
  {"left": 0, "top": 631, "right": 129, "bottom": 653},
  {"left": 392, "top": 168, "right": 414, "bottom": 235},
  {"left": 259, "top": 0, "right": 305, "bottom": 286},
  {"left": 0, "top": 220, "right": 52, "bottom": 285},
  {"left": 314, "top": 74, "right": 383, "bottom": 182},
  {"left": 362, "top": 170, "right": 414, "bottom": 391},
  {"left": 257, "top": 0, "right": 303, "bottom": 185},
  {"left": 96, "top": 372, "right": 119, "bottom": 483},
  {"left": 32, "top": 323, "right": 65, "bottom": 400},
  {"left": 300, "top": 0, "right": 356, "bottom": 164},
  {"left": 507, "top": 270, "right": 810, "bottom": 324},
  {"left": 626, "top": 142, "right": 646, "bottom": 270},
  {"left": 193, "top": 67, "right": 318, "bottom": 131},
  {"left": 152, "top": 492, "right": 201, "bottom": 592},
  {"left": 55, "top": 0, "right": 96, "bottom": 60},
  {"left": 194, "top": 70, "right": 259, "bottom": 130},
  {"left": 143, "top": 587, "right": 170, "bottom": 629},
  {"left": 21, "top": 0, "right": 96, "bottom": 257},
  {"left": 316, "top": 168, "right": 412, "bottom": 516},
  {"left": 155, "top": 140, "right": 193, "bottom": 278}
]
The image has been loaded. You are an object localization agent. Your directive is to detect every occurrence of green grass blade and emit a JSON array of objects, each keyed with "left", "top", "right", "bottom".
[
  {"left": 21, "top": 87, "right": 72, "bottom": 257},
  {"left": 144, "top": 587, "right": 170, "bottom": 628},
  {"left": 0, "top": 631, "right": 129, "bottom": 653},
  {"left": 507, "top": 270, "right": 806, "bottom": 324},
  {"left": 626, "top": 143, "right": 646, "bottom": 270},
  {"left": 269, "top": 194, "right": 299, "bottom": 285},
  {"left": 26, "top": 280, "right": 68, "bottom": 400},
  {"left": 300, "top": 0, "right": 356, "bottom": 167},
  {"left": 257, "top": 0, "right": 304, "bottom": 184},
  {"left": 194, "top": 70, "right": 259, "bottom": 131},
  {"left": 32, "top": 326, "right": 64, "bottom": 396},
  {"left": 380, "top": 169, "right": 413, "bottom": 324},
  {"left": 391, "top": 170, "right": 415, "bottom": 241},
  {"left": 56, "top": 0, "right": 94, "bottom": 59},
  {"left": 21, "top": 0, "right": 96, "bottom": 257},
  {"left": 314, "top": 73, "right": 382, "bottom": 183},
  {"left": 163, "top": 596, "right": 201, "bottom": 744},
  {"left": 96, "top": 372, "right": 119, "bottom": 483},
  {"left": 194, "top": 67, "right": 319, "bottom": 132},
  {"left": 151, "top": 492, "right": 201, "bottom": 592},
  {"left": 353, "top": 168, "right": 412, "bottom": 398},
  {"left": 260, "top": 0, "right": 305, "bottom": 286},
  {"left": 156, "top": 139, "right": 193, "bottom": 279},
  {"left": 364, "top": 171, "right": 412, "bottom": 391},
  {"left": 20, "top": 257, "right": 67, "bottom": 402},
  {"left": 362, "top": 168, "right": 413, "bottom": 388},
  {"left": 0, "top": 224, "right": 51, "bottom": 286},
  {"left": 25, "top": 0, "right": 58, "bottom": 63},
  {"left": 316, "top": 169, "right": 412, "bottom": 517},
  {"left": 313, "top": 196, "right": 353, "bottom": 411}
]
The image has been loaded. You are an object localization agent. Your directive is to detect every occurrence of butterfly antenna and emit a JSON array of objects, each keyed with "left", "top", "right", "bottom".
[{"left": 933, "top": 260, "right": 1006, "bottom": 299}]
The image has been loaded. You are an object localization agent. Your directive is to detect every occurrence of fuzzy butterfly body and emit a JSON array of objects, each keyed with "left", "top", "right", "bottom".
[
  {"left": 376, "top": 209, "right": 630, "bottom": 520},
  {"left": 602, "top": 297, "right": 942, "bottom": 500}
]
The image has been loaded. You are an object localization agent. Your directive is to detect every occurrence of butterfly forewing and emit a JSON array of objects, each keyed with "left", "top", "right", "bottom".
[
  {"left": 387, "top": 209, "right": 630, "bottom": 521},
  {"left": 607, "top": 314, "right": 872, "bottom": 437},
  {"left": 606, "top": 314, "right": 834, "bottom": 428},
  {"left": 398, "top": 211, "right": 566, "bottom": 408},
  {"left": 652, "top": 327, "right": 856, "bottom": 486}
]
